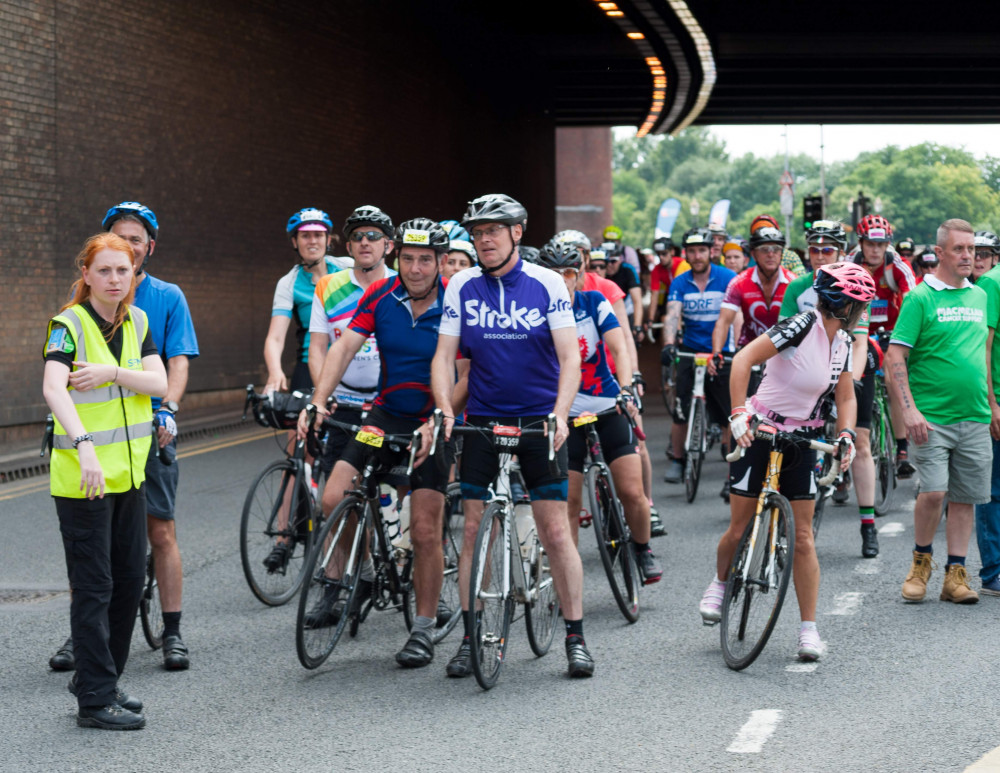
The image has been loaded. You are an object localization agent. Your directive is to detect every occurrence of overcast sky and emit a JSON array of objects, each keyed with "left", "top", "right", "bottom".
[{"left": 616, "top": 124, "right": 1000, "bottom": 163}]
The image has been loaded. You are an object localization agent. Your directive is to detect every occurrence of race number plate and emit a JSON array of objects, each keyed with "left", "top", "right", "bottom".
[
  {"left": 492, "top": 425, "right": 522, "bottom": 437},
  {"left": 356, "top": 425, "right": 385, "bottom": 447},
  {"left": 572, "top": 413, "right": 598, "bottom": 427},
  {"left": 694, "top": 354, "right": 710, "bottom": 367}
]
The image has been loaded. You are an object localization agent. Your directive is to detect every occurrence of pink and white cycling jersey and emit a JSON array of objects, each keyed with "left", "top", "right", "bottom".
[{"left": 747, "top": 310, "right": 853, "bottom": 430}]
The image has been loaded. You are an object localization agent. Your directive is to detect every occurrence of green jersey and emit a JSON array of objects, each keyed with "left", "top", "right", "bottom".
[
  {"left": 976, "top": 263, "right": 1000, "bottom": 401},
  {"left": 890, "top": 275, "right": 989, "bottom": 425}
]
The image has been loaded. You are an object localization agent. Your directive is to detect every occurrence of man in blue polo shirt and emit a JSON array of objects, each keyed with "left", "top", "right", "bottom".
[{"left": 660, "top": 228, "right": 737, "bottom": 484}]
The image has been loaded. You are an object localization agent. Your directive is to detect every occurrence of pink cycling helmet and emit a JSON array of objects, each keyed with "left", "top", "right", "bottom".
[{"left": 814, "top": 261, "right": 877, "bottom": 306}]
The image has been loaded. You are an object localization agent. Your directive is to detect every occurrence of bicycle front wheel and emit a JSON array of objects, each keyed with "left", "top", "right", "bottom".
[
  {"left": 295, "top": 497, "right": 367, "bottom": 669},
  {"left": 684, "top": 399, "right": 706, "bottom": 503},
  {"left": 139, "top": 553, "right": 163, "bottom": 650},
  {"left": 524, "top": 529, "right": 560, "bottom": 656},
  {"left": 873, "top": 401, "right": 896, "bottom": 516},
  {"left": 587, "top": 465, "right": 640, "bottom": 623},
  {"left": 721, "top": 493, "right": 795, "bottom": 671},
  {"left": 240, "top": 459, "right": 315, "bottom": 606},
  {"left": 812, "top": 453, "right": 835, "bottom": 539},
  {"left": 469, "top": 502, "right": 515, "bottom": 690}
]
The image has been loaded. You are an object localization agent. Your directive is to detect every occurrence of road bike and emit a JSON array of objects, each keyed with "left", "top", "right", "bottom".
[
  {"left": 240, "top": 386, "right": 327, "bottom": 606},
  {"left": 295, "top": 418, "right": 461, "bottom": 670},
  {"left": 429, "top": 411, "right": 561, "bottom": 690},
  {"left": 720, "top": 421, "right": 837, "bottom": 671},
  {"left": 572, "top": 394, "right": 643, "bottom": 623},
  {"left": 675, "top": 351, "right": 732, "bottom": 503},
  {"left": 870, "top": 364, "right": 897, "bottom": 516}
]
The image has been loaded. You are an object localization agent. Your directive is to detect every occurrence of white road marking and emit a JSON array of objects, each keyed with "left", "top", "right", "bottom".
[
  {"left": 727, "top": 710, "right": 783, "bottom": 753},
  {"left": 826, "top": 592, "right": 864, "bottom": 615},
  {"left": 854, "top": 561, "right": 880, "bottom": 575},
  {"left": 786, "top": 663, "right": 819, "bottom": 673},
  {"left": 879, "top": 522, "right": 906, "bottom": 536}
]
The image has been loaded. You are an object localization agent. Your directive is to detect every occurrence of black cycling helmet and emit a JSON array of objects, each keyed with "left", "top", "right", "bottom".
[
  {"left": 394, "top": 217, "right": 450, "bottom": 254},
  {"left": 913, "top": 248, "right": 939, "bottom": 268},
  {"left": 652, "top": 236, "right": 672, "bottom": 253},
  {"left": 748, "top": 226, "right": 787, "bottom": 250},
  {"left": 519, "top": 245, "right": 540, "bottom": 264},
  {"left": 343, "top": 205, "right": 393, "bottom": 237},
  {"left": 681, "top": 227, "right": 713, "bottom": 248},
  {"left": 461, "top": 193, "right": 528, "bottom": 232},
  {"left": 537, "top": 240, "right": 584, "bottom": 271},
  {"left": 975, "top": 230, "right": 1000, "bottom": 254},
  {"left": 806, "top": 219, "right": 847, "bottom": 249},
  {"left": 896, "top": 237, "right": 916, "bottom": 254}
]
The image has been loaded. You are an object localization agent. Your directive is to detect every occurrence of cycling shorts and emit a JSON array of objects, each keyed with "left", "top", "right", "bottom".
[
  {"left": 567, "top": 411, "right": 637, "bottom": 473},
  {"left": 319, "top": 407, "right": 365, "bottom": 474},
  {"left": 673, "top": 350, "right": 731, "bottom": 426},
  {"left": 290, "top": 360, "right": 313, "bottom": 392},
  {"left": 145, "top": 437, "right": 178, "bottom": 520},
  {"left": 854, "top": 373, "right": 875, "bottom": 431},
  {"left": 728, "top": 428, "right": 819, "bottom": 502},
  {"left": 459, "top": 415, "right": 568, "bottom": 502},
  {"left": 337, "top": 407, "right": 452, "bottom": 495}
]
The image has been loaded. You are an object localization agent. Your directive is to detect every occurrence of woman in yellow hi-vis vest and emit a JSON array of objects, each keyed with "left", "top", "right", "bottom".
[{"left": 42, "top": 233, "right": 166, "bottom": 731}]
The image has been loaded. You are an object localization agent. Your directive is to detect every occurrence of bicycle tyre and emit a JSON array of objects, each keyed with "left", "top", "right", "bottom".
[
  {"left": 240, "top": 459, "right": 315, "bottom": 606},
  {"left": 469, "top": 502, "right": 515, "bottom": 690},
  {"left": 684, "top": 398, "right": 705, "bottom": 503},
  {"left": 587, "top": 465, "right": 640, "bottom": 623},
  {"left": 139, "top": 553, "right": 163, "bottom": 650},
  {"left": 721, "top": 493, "right": 795, "bottom": 671},
  {"left": 401, "top": 485, "right": 463, "bottom": 643},
  {"left": 660, "top": 363, "right": 675, "bottom": 412},
  {"left": 295, "top": 496, "right": 367, "bottom": 670},
  {"left": 873, "top": 398, "right": 896, "bottom": 516},
  {"left": 524, "top": 530, "right": 560, "bottom": 657},
  {"left": 812, "top": 452, "right": 835, "bottom": 539}
]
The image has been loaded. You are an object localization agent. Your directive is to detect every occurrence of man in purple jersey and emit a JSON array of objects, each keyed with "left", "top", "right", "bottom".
[{"left": 429, "top": 194, "right": 591, "bottom": 679}]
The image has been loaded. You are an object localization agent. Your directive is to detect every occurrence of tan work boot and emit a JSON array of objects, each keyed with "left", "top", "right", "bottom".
[
  {"left": 901, "top": 551, "right": 936, "bottom": 602},
  {"left": 940, "top": 563, "right": 980, "bottom": 604}
]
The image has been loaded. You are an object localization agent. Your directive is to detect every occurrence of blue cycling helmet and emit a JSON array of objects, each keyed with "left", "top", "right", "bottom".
[
  {"left": 102, "top": 201, "right": 158, "bottom": 240},
  {"left": 286, "top": 207, "right": 333, "bottom": 235},
  {"left": 440, "top": 219, "right": 471, "bottom": 242}
]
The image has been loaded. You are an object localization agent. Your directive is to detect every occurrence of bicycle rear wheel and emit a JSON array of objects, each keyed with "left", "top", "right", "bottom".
[
  {"left": 812, "top": 452, "right": 835, "bottom": 539},
  {"left": 721, "top": 493, "right": 795, "bottom": 671},
  {"left": 240, "top": 459, "right": 316, "bottom": 606},
  {"left": 587, "top": 465, "right": 640, "bottom": 623},
  {"left": 524, "top": 529, "right": 560, "bottom": 656},
  {"left": 469, "top": 502, "right": 515, "bottom": 690},
  {"left": 295, "top": 497, "right": 367, "bottom": 669},
  {"left": 139, "top": 552, "right": 163, "bottom": 650},
  {"left": 684, "top": 399, "right": 705, "bottom": 503}
]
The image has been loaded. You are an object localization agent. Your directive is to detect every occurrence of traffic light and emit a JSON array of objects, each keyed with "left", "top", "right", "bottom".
[{"left": 803, "top": 196, "right": 823, "bottom": 229}]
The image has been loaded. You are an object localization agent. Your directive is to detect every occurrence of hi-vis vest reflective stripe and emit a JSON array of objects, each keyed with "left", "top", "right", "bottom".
[{"left": 47, "top": 304, "right": 153, "bottom": 497}]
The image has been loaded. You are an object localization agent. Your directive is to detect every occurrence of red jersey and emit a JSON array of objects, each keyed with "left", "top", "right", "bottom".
[
  {"left": 721, "top": 265, "right": 796, "bottom": 347},
  {"left": 650, "top": 264, "right": 672, "bottom": 307},
  {"left": 865, "top": 254, "right": 916, "bottom": 331}
]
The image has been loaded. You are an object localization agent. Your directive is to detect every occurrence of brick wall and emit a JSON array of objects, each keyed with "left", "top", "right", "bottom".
[
  {"left": 555, "top": 127, "right": 613, "bottom": 247},
  {"left": 0, "top": 0, "right": 557, "bottom": 439}
]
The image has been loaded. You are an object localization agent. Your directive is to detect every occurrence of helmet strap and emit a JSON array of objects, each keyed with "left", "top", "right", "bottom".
[
  {"left": 481, "top": 243, "right": 516, "bottom": 275},
  {"left": 360, "top": 243, "right": 389, "bottom": 274},
  {"left": 399, "top": 273, "right": 440, "bottom": 303}
]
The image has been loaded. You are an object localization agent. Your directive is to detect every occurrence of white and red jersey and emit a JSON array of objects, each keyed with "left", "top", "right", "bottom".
[{"left": 721, "top": 265, "right": 796, "bottom": 347}]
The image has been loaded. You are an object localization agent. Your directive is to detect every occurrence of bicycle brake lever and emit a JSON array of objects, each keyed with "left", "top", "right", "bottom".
[
  {"left": 242, "top": 384, "right": 254, "bottom": 421},
  {"left": 429, "top": 409, "right": 443, "bottom": 457}
]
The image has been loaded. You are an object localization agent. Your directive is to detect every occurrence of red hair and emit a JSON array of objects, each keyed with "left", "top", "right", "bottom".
[{"left": 61, "top": 233, "right": 138, "bottom": 341}]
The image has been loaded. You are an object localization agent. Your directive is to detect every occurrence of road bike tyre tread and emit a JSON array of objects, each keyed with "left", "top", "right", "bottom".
[
  {"left": 873, "top": 396, "right": 897, "bottom": 516},
  {"left": 524, "top": 531, "right": 560, "bottom": 657},
  {"left": 139, "top": 553, "right": 163, "bottom": 650},
  {"left": 685, "top": 398, "right": 705, "bottom": 503},
  {"left": 720, "top": 493, "right": 795, "bottom": 671},
  {"left": 295, "top": 497, "right": 366, "bottom": 670},
  {"left": 469, "top": 502, "right": 515, "bottom": 690},
  {"left": 587, "top": 466, "right": 640, "bottom": 623},
  {"left": 240, "top": 459, "right": 315, "bottom": 606}
]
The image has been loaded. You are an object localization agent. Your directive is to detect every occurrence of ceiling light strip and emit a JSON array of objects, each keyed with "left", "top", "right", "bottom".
[{"left": 665, "top": 0, "right": 716, "bottom": 134}]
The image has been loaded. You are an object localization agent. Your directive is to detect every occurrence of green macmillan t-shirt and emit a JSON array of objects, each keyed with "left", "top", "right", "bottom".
[
  {"left": 976, "top": 263, "right": 1000, "bottom": 401},
  {"left": 890, "top": 276, "right": 990, "bottom": 425}
]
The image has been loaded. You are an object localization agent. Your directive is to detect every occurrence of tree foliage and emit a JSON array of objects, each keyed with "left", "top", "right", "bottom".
[{"left": 612, "top": 131, "right": 1000, "bottom": 249}]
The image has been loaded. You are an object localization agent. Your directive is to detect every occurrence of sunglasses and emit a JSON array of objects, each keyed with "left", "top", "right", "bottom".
[
  {"left": 555, "top": 268, "right": 580, "bottom": 278},
  {"left": 349, "top": 230, "right": 386, "bottom": 243},
  {"left": 590, "top": 261, "right": 607, "bottom": 270},
  {"left": 808, "top": 246, "right": 838, "bottom": 257}
]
